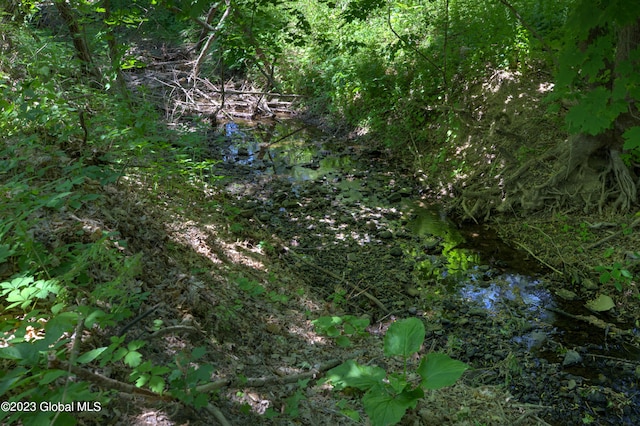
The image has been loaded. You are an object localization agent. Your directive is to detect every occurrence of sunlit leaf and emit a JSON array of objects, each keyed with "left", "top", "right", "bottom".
[
  {"left": 418, "top": 353, "right": 469, "bottom": 389},
  {"left": 384, "top": 318, "right": 424, "bottom": 358}
]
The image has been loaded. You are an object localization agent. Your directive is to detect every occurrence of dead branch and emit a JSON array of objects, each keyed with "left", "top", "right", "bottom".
[
  {"left": 546, "top": 307, "right": 637, "bottom": 340},
  {"left": 48, "top": 357, "right": 172, "bottom": 401},
  {"left": 587, "top": 215, "right": 640, "bottom": 249},
  {"left": 193, "top": 0, "right": 231, "bottom": 80},
  {"left": 195, "top": 355, "right": 350, "bottom": 393},
  {"left": 142, "top": 325, "right": 203, "bottom": 340},
  {"left": 513, "top": 240, "right": 563, "bottom": 275}
]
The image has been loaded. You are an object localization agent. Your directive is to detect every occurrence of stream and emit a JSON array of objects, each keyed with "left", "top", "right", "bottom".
[{"left": 209, "top": 118, "right": 640, "bottom": 425}]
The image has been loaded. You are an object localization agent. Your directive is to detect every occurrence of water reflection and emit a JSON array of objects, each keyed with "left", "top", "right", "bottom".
[{"left": 460, "top": 275, "right": 555, "bottom": 321}]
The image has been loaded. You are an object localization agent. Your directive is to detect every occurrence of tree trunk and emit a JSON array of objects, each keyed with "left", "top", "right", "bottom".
[{"left": 54, "top": 0, "right": 101, "bottom": 81}]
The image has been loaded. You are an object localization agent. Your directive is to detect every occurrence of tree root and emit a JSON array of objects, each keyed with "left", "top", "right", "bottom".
[
  {"left": 459, "top": 133, "right": 637, "bottom": 219},
  {"left": 611, "top": 149, "right": 638, "bottom": 211}
]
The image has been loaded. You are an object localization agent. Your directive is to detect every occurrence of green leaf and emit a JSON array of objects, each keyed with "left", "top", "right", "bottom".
[
  {"left": 1, "top": 276, "right": 34, "bottom": 291},
  {"left": 191, "top": 346, "right": 207, "bottom": 360},
  {"left": 599, "top": 271, "right": 611, "bottom": 284},
  {"left": 45, "top": 191, "right": 72, "bottom": 208},
  {"left": 0, "top": 367, "right": 29, "bottom": 396},
  {"left": 5, "top": 287, "right": 38, "bottom": 309},
  {"left": 585, "top": 294, "right": 615, "bottom": 311},
  {"left": 51, "top": 412, "right": 77, "bottom": 426},
  {"left": 134, "top": 373, "right": 149, "bottom": 387},
  {"left": 362, "top": 383, "right": 421, "bottom": 426},
  {"left": 84, "top": 309, "right": 107, "bottom": 328},
  {"left": 326, "top": 359, "right": 386, "bottom": 391},
  {"left": 77, "top": 347, "right": 108, "bottom": 364},
  {"left": 417, "top": 353, "right": 469, "bottom": 390},
  {"left": 193, "top": 392, "right": 209, "bottom": 408},
  {"left": 44, "top": 312, "right": 78, "bottom": 345},
  {"left": 336, "top": 335, "right": 352, "bottom": 347},
  {"left": 312, "top": 315, "right": 341, "bottom": 328},
  {"left": 0, "top": 244, "right": 16, "bottom": 263},
  {"left": 148, "top": 375, "right": 165, "bottom": 393},
  {"left": 565, "top": 87, "right": 614, "bottom": 135},
  {"left": 341, "top": 408, "right": 361, "bottom": 421},
  {"left": 124, "top": 351, "right": 143, "bottom": 367},
  {"left": 384, "top": 318, "right": 425, "bottom": 358},
  {"left": 623, "top": 126, "right": 640, "bottom": 151},
  {"left": 189, "top": 364, "right": 214, "bottom": 383},
  {"left": 40, "top": 369, "right": 68, "bottom": 384},
  {"left": 32, "top": 279, "right": 60, "bottom": 298},
  {"left": 0, "top": 342, "right": 40, "bottom": 364}
]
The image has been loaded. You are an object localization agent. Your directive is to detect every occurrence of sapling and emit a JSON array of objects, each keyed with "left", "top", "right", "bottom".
[{"left": 325, "top": 317, "right": 469, "bottom": 426}]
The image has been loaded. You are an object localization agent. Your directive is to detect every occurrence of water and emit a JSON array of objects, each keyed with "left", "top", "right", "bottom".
[{"left": 218, "top": 118, "right": 640, "bottom": 423}]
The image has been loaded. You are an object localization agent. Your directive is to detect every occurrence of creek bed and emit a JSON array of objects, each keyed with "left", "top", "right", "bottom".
[{"left": 212, "top": 118, "right": 640, "bottom": 425}]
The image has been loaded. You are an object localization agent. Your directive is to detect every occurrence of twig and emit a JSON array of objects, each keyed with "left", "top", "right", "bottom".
[
  {"left": 119, "top": 303, "right": 162, "bottom": 336},
  {"left": 207, "top": 89, "right": 302, "bottom": 97},
  {"left": 262, "top": 125, "right": 309, "bottom": 149},
  {"left": 192, "top": 0, "right": 231, "bottom": 80},
  {"left": 142, "top": 325, "right": 202, "bottom": 340},
  {"left": 195, "top": 355, "right": 348, "bottom": 393},
  {"left": 206, "top": 404, "right": 232, "bottom": 426},
  {"left": 497, "top": 0, "right": 554, "bottom": 54},
  {"left": 585, "top": 352, "right": 640, "bottom": 366},
  {"left": 51, "top": 314, "right": 85, "bottom": 425},
  {"left": 387, "top": 3, "right": 445, "bottom": 81},
  {"left": 587, "top": 215, "right": 640, "bottom": 249},
  {"left": 286, "top": 248, "right": 390, "bottom": 313},
  {"left": 48, "top": 357, "right": 172, "bottom": 401},
  {"left": 513, "top": 241, "right": 563, "bottom": 275},
  {"left": 546, "top": 307, "right": 636, "bottom": 338},
  {"left": 521, "top": 224, "right": 566, "bottom": 273}
]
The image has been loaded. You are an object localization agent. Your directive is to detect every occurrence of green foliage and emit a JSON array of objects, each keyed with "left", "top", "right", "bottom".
[
  {"left": 283, "top": 379, "right": 309, "bottom": 418},
  {"left": 552, "top": 0, "right": 640, "bottom": 158},
  {"left": 324, "top": 318, "right": 468, "bottom": 425},
  {"left": 595, "top": 248, "right": 635, "bottom": 292},
  {"left": 0, "top": 18, "right": 227, "bottom": 424},
  {"left": 235, "top": 275, "right": 266, "bottom": 297},
  {"left": 312, "top": 315, "right": 370, "bottom": 347},
  {"left": 279, "top": 0, "right": 573, "bottom": 155}
]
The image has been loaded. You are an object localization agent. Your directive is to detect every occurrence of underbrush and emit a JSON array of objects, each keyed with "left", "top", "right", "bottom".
[{"left": 0, "top": 25, "right": 227, "bottom": 424}]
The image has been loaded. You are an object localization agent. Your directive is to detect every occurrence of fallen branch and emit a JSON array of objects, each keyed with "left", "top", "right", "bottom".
[
  {"left": 514, "top": 240, "right": 563, "bottom": 275},
  {"left": 585, "top": 352, "right": 640, "bottom": 366},
  {"left": 142, "top": 325, "right": 203, "bottom": 340},
  {"left": 48, "top": 357, "right": 172, "bottom": 401},
  {"left": 546, "top": 307, "right": 637, "bottom": 340},
  {"left": 195, "top": 355, "right": 349, "bottom": 393},
  {"left": 587, "top": 215, "right": 640, "bottom": 249}
]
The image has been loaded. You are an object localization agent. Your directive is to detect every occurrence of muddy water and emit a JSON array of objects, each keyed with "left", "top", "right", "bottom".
[{"left": 216, "top": 119, "right": 640, "bottom": 425}]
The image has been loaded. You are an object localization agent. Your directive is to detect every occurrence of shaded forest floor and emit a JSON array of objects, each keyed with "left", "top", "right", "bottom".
[
  {"left": 94, "top": 60, "right": 640, "bottom": 424},
  {"left": 4, "top": 49, "right": 640, "bottom": 426}
]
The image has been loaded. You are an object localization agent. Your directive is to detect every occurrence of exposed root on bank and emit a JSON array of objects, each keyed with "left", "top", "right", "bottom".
[{"left": 459, "top": 133, "right": 638, "bottom": 221}]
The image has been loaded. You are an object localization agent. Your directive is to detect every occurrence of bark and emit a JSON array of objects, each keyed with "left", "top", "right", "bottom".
[{"left": 54, "top": 0, "right": 101, "bottom": 81}]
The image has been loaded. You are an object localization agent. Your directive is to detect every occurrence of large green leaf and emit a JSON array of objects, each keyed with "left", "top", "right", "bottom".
[
  {"left": 383, "top": 318, "right": 424, "bottom": 358},
  {"left": 623, "top": 126, "right": 640, "bottom": 151},
  {"left": 417, "top": 353, "right": 469, "bottom": 390},
  {"left": 77, "top": 347, "right": 108, "bottom": 364},
  {"left": 362, "top": 383, "right": 423, "bottom": 426},
  {"left": 44, "top": 312, "right": 78, "bottom": 345},
  {"left": 325, "top": 359, "right": 386, "bottom": 391}
]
